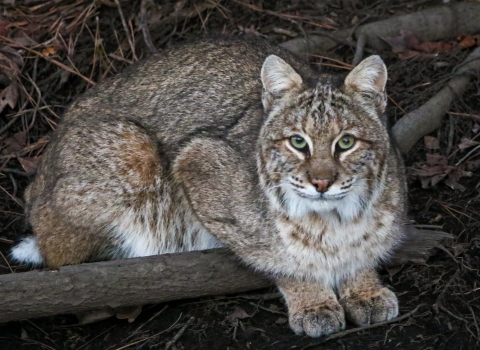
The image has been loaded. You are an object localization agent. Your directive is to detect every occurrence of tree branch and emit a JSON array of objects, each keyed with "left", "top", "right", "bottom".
[
  {"left": 0, "top": 225, "right": 450, "bottom": 323},
  {"left": 280, "top": 3, "right": 480, "bottom": 55},
  {"left": 392, "top": 47, "right": 480, "bottom": 154}
]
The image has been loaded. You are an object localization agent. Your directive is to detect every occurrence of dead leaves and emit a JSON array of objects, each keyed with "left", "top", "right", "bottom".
[
  {"left": 226, "top": 306, "right": 251, "bottom": 323},
  {"left": 2, "top": 130, "right": 26, "bottom": 154},
  {"left": 0, "top": 132, "right": 46, "bottom": 175},
  {"left": 383, "top": 30, "right": 480, "bottom": 59},
  {"left": 411, "top": 136, "right": 478, "bottom": 191},
  {"left": 0, "top": 83, "right": 19, "bottom": 114},
  {"left": 456, "top": 33, "right": 480, "bottom": 49},
  {"left": 18, "top": 156, "right": 41, "bottom": 174}
]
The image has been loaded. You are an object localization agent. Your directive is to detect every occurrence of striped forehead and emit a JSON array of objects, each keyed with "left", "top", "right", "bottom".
[{"left": 293, "top": 85, "right": 352, "bottom": 132}]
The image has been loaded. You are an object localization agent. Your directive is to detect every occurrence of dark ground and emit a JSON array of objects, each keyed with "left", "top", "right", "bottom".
[{"left": 0, "top": 0, "right": 479, "bottom": 349}]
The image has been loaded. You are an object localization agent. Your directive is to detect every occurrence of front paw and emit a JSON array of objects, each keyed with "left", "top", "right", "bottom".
[
  {"left": 289, "top": 301, "right": 346, "bottom": 338},
  {"left": 340, "top": 287, "right": 398, "bottom": 326}
]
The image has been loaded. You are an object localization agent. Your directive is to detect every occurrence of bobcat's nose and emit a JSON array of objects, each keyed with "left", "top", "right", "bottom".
[{"left": 311, "top": 178, "right": 330, "bottom": 193}]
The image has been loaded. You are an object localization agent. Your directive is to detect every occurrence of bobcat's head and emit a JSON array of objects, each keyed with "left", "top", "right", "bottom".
[{"left": 257, "top": 55, "right": 391, "bottom": 221}]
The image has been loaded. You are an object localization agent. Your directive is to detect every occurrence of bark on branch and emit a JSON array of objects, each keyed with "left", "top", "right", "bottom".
[
  {"left": 0, "top": 249, "right": 270, "bottom": 324},
  {"left": 280, "top": 2, "right": 480, "bottom": 55},
  {"left": 0, "top": 227, "right": 450, "bottom": 323},
  {"left": 393, "top": 47, "right": 480, "bottom": 154}
]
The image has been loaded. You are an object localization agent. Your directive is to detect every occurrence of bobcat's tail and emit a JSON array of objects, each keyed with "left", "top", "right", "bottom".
[{"left": 10, "top": 236, "right": 44, "bottom": 265}]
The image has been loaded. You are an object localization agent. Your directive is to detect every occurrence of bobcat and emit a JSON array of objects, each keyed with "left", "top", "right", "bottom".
[{"left": 11, "top": 36, "right": 406, "bottom": 337}]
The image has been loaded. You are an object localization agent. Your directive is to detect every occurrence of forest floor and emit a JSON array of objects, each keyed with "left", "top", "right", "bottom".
[{"left": 0, "top": 0, "right": 479, "bottom": 349}]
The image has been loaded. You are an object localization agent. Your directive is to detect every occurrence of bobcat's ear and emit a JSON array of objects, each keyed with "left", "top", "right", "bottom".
[
  {"left": 261, "top": 55, "right": 302, "bottom": 112},
  {"left": 344, "top": 55, "right": 387, "bottom": 113}
]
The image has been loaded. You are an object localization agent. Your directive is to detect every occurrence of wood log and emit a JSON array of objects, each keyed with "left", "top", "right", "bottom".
[
  {"left": 0, "top": 249, "right": 271, "bottom": 324},
  {"left": 0, "top": 226, "right": 450, "bottom": 324},
  {"left": 280, "top": 2, "right": 480, "bottom": 55}
]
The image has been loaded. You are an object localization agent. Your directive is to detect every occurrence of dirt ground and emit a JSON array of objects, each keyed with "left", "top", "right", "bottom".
[{"left": 0, "top": 0, "right": 479, "bottom": 349}]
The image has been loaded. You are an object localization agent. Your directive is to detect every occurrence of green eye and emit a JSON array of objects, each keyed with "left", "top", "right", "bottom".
[
  {"left": 337, "top": 135, "right": 356, "bottom": 150},
  {"left": 290, "top": 135, "right": 308, "bottom": 152}
]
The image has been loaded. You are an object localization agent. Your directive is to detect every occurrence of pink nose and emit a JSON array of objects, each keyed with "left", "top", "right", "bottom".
[{"left": 311, "top": 179, "right": 330, "bottom": 193}]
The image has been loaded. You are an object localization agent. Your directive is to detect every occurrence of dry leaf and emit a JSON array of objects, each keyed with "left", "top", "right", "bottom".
[
  {"left": 445, "top": 176, "right": 466, "bottom": 191},
  {"left": 12, "top": 30, "right": 38, "bottom": 47},
  {"left": 0, "top": 83, "right": 19, "bottom": 113},
  {"left": 0, "top": 51, "right": 21, "bottom": 80},
  {"left": 426, "top": 153, "right": 448, "bottom": 166},
  {"left": 18, "top": 156, "right": 41, "bottom": 174},
  {"left": 424, "top": 136, "right": 439, "bottom": 150},
  {"left": 115, "top": 305, "right": 142, "bottom": 323},
  {"left": 20, "top": 328, "right": 28, "bottom": 340},
  {"left": 415, "top": 40, "right": 452, "bottom": 54},
  {"left": 227, "top": 307, "right": 251, "bottom": 322},
  {"left": 466, "top": 159, "right": 480, "bottom": 171},
  {"left": 0, "top": 45, "right": 24, "bottom": 70},
  {"left": 2, "top": 130, "right": 26, "bottom": 154},
  {"left": 42, "top": 46, "right": 57, "bottom": 57},
  {"left": 411, "top": 165, "right": 449, "bottom": 177},
  {"left": 76, "top": 309, "right": 115, "bottom": 325},
  {"left": 382, "top": 30, "right": 415, "bottom": 53},
  {"left": 412, "top": 156, "right": 467, "bottom": 190},
  {"left": 458, "top": 139, "right": 479, "bottom": 150},
  {"left": 0, "top": 18, "right": 9, "bottom": 37},
  {"left": 19, "top": 22, "right": 45, "bottom": 42},
  {"left": 456, "top": 34, "right": 480, "bottom": 49},
  {"left": 383, "top": 30, "right": 452, "bottom": 59},
  {"left": 431, "top": 173, "right": 448, "bottom": 187},
  {"left": 473, "top": 123, "right": 480, "bottom": 133}
]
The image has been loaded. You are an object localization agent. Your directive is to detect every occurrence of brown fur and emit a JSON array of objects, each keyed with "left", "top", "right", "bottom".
[{"left": 12, "top": 36, "right": 407, "bottom": 338}]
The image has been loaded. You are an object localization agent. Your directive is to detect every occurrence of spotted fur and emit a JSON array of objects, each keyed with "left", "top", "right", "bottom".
[{"left": 11, "top": 36, "right": 406, "bottom": 338}]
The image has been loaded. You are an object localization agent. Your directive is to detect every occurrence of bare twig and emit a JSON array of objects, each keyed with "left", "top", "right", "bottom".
[
  {"left": 249, "top": 302, "right": 287, "bottom": 315},
  {"left": 140, "top": 0, "right": 157, "bottom": 53},
  {"left": 232, "top": 0, "right": 336, "bottom": 30},
  {"left": 352, "top": 33, "right": 366, "bottom": 66},
  {"left": 437, "top": 304, "right": 478, "bottom": 340},
  {"left": 165, "top": 316, "right": 195, "bottom": 350},
  {"left": 0, "top": 115, "right": 21, "bottom": 136},
  {"left": 114, "top": 0, "right": 138, "bottom": 61},
  {"left": 455, "top": 144, "right": 480, "bottom": 167},
  {"left": 0, "top": 250, "right": 13, "bottom": 273},
  {"left": 448, "top": 111, "right": 480, "bottom": 121},
  {"left": 301, "top": 304, "right": 426, "bottom": 349},
  {"left": 469, "top": 305, "right": 480, "bottom": 340},
  {"left": 77, "top": 326, "right": 117, "bottom": 350},
  {"left": 446, "top": 113, "right": 455, "bottom": 156},
  {"left": 113, "top": 313, "right": 182, "bottom": 350},
  {"left": 124, "top": 305, "right": 168, "bottom": 342},
  {"left": 8, "top": 173, "right": 17, "bottom": 197},
  {"left": 0, "top": 36, "right": 95, "bottom": 86}
]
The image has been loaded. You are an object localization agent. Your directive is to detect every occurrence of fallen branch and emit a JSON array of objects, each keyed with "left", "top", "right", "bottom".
[
  {"left": 392, "top": 47, "right": 480, "bottom": 154},
  {"left": 0, "top": 249, "right": 271, "bottom": 324},
  {"left": 280, "top": 2, "right": 480, "bottom": 55},
  {"left": 0, "top": 226, "right": 450, "bottom": 324}
]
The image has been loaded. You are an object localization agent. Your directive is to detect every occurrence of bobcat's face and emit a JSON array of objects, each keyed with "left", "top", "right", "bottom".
[{"left": 258, "top": 55, "right": 390, "bottom": 219}]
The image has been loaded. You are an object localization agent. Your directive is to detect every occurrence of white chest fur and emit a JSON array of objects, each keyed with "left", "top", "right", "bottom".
[{"left": 275, "top": 203, "right": 395, "bottom": 286}]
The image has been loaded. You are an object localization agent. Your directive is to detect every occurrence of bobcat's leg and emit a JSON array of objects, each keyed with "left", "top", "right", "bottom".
[
  {"left": 275, "top": 276, "right": 346, "bottom": 338},
  {"left": 337, "top": 268, "right": 398, "bottom": 326}
]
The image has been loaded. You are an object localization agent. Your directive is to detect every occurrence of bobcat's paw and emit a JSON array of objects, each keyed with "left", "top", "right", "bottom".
[
  {"left": 288, "top": 301, "right": 346, "bottom": 338},
  {"left": 340, "top": 287, "right": 398, "bottom": 326}
]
